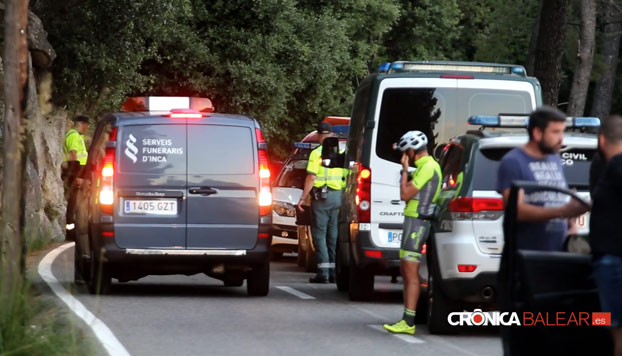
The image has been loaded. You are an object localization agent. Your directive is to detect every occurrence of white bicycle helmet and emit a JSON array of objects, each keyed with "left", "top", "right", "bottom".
[{"left": 396, "top": 130, "right": 428, "bottom": 152}]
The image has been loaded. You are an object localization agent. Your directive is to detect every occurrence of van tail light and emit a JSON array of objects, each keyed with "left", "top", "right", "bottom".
[
  {"left": 355, "top": 166, "right": 371, "bottom": 223},
  {"left": 99, "top": 128, "right": 116, "bottom": 214},
  {"left": 256, "top": 129, "right": 272, "bottom": 216},
  {"left": 449, "top": 197, "right": 503, "bottom": 220}
]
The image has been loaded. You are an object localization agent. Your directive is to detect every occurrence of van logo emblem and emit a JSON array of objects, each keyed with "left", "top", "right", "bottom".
[{"left": 124, "top": 134, "right": 138, "bottom": 163}]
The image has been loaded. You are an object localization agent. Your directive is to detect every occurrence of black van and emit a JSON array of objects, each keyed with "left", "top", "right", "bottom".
[{"left": 73, "top": 97, "right": 273, "bottom": 296}]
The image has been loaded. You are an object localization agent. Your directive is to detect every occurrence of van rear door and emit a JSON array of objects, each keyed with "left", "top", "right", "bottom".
[
  {"left": 370, "top": 79, "right": 456, "bottom": 248},
  {"left": 115, "top": 124, "right": 187, "bottom": 249},
  {"left": 186, "top": 123, "right": 259, "bottom": 249}
]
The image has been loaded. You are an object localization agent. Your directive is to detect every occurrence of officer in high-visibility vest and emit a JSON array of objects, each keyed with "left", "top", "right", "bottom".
[
  {"left": 62, "top": 115, "right": 89, "bottom": 239},
  {"left": 297, "top": 121, "right": 345, "bottom": 283}
]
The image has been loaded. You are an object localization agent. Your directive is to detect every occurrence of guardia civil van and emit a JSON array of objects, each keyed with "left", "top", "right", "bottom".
[{"left": 336, "top": 61, "right": 543, "bottom": 302}]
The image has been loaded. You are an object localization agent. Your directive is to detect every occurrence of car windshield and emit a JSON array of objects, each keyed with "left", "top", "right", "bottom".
[
  {"left": 275, "top": 159, "right": 307, "bottom": 189},
  {"left": 473, "top": 146, "right": 594, "bottom": 190}
]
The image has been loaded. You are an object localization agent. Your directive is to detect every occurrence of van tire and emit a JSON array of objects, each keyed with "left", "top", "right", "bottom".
[
  {"left": 348, "top": 261, "right": 374, "bottom": 301},
  {"left": 427, "top": 247, "right": 458, "bottom": 334},
  {"left": 247, "top": 262, "right": 270, "bottom": 296},
  {"left": 335, "top": 243, "right": 349, "bottom": 292}
]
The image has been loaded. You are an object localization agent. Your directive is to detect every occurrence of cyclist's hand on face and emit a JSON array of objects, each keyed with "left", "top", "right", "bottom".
[{"left": 400, "top": 152, "right": 409, "bottom": 170}]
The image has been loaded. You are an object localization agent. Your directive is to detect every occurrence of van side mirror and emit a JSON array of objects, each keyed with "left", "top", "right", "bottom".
[{"left": 321, "top": 137, "right": 345, "bottom": 168}]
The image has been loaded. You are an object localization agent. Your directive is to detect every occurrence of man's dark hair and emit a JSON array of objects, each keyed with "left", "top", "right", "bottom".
[
  {"left": 599, "top": 115, "right": 622, "bottom": 144},
  {"left": 527, "top": 106, "right": 566, "bottom": 139},
  {"left": 74, "top": 115, "right": 90, "bottom": 124}
]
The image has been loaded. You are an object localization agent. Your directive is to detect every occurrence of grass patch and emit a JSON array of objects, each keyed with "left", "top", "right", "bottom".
[
  {"left": 0, "top": 242, "right": 102, "bottom": 356},
  {"left": 0, "top": 282, "right": 98, "bottom": 356}
]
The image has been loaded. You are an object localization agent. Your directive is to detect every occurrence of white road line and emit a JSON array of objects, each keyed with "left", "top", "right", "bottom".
[
  {"left": 276, "top": 286, "right": 316, "bottom": 300},
  {"left": 37, "top": 242, "right": 131, "bottom": 356},
  {"left": 368, "top": 325, "right": 425, "bottom": 344}
]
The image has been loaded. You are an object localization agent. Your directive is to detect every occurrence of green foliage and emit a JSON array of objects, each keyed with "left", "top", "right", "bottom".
[
  {"left": 33, "top": 0, "right": 400, "bottom": 158},
  {"left": 471, "top": 0, "right": 540, "bottom": 65},
  {"left": 0, "top": 282, "right": 97, "bottom": 356},
  {"left": 380, "top": 0, "right": 463, "bottom": 62}
]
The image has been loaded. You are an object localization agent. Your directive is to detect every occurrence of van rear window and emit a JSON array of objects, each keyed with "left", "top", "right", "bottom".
[
  {"left": 375, "top": 87, "right": 533, "bottom": 163},
  {"left": 119, "top": 125, "right": 186, "bottom": 174},
  {"left": 473, "top": 148, "right": 594, "bottom": 190},
  {"left": 188, "top": 125, "right": 254, "bottom": 175}
]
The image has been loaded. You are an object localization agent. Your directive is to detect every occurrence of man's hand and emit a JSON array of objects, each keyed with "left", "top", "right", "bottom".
[
  {"left": 297, "top": 198, "right": 306, "bottom": 212},
  {"left": 560, "top": 198, "right": 590, "bottom": 219},
  {"left": 75, "top": 178, "right": 84, "bottom": 187},
  {"left": 400, "top": 152, "right": 409, "bottom": 170}
]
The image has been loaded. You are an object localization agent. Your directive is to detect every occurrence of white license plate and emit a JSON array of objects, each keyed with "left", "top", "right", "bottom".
[
  {"left": 124, "top": 200, "right": 177, "bottom": 215},
  {"left": 380, "top": 229, "right": 402, "bottom": 246}
]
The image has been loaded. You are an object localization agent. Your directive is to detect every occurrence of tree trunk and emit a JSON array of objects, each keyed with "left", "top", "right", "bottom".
[
  {"left": 567, "top": 0, "right": 597, "bottom": 116},
  {"left": 590, "top": 0, "right": 622, "bottom": 119},
  {"left": 1, "top": 0, "right": 30, "bottom": 311},
  {"left": 533, "top": 0, "right": 570, "bottom": 106},
  {"left": 526, "top": 1, "right": 542, "bottom": 76}
]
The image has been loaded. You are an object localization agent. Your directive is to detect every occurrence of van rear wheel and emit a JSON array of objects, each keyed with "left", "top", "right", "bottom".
[
  {"left": 247, "top": 262, "right": 270, "bottom": 296},
  {"left": 348, "top": 261, "right": 374, "bottom": 301}
]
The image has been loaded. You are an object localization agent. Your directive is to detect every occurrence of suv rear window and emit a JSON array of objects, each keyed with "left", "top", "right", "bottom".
[
  {"left": 376, "top": 87, "right": 533, "bottom": 164},
  {"left": 473, "top": 147, "right": 594, "bottom": 190},
  {"left": 275, "top": 159, "right": 307, "bottom": 189}
]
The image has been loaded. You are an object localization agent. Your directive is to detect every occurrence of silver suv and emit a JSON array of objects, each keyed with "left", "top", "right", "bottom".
[{"left": 427, "top": 114, "right": 598, "bottom": 333}]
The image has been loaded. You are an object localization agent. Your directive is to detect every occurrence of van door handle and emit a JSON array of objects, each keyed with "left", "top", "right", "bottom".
[
  {"left": 391, "top": 200, "right": 401, "bottom": 205},
  {"left": 189, "top": 187, "right": 218, "bottom": 196}
]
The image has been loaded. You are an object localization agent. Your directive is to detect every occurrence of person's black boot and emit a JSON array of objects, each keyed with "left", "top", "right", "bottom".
[{"left": 309, "top": 275, "right": 329, "bottom": 284}]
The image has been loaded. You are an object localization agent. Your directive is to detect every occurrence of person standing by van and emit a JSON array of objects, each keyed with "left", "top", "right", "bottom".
[
  {"left": 62, "top": 115, "right": 89, "bottom": 239},
  {"left": 496, "top": 106, "right": 588, "bottom": 251},
  {"left": 589, "top": 115, "right": 622, "bottom": 356},
  {"left": 383, "top": 131, "right": 441, "bottom": 335},
  {"left": 297, "top": 122, "right": 344, "bottom": 283}
]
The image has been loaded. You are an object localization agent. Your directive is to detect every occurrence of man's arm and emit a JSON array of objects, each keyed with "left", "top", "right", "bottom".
[
  {"left": 297, "top": 174, "right": 316, "bottom": 211},
  {"left": 68, "top": 150, "right": 78, "bottom": 161},
  {"left": 501, "top": 188, "right": 587, "bottom": 222},
  {"left": 400, "top": 171, "right": 419, "bottom": 201}
]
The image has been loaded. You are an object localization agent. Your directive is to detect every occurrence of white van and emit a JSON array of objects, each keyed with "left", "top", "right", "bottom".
[{"left": 336, "top": 61, "right": 542, "bottom": 301}]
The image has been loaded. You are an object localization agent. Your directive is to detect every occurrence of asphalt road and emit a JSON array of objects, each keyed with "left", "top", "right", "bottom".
[{"left": 48, "top": 245, "right": 502, "bottom": 356}]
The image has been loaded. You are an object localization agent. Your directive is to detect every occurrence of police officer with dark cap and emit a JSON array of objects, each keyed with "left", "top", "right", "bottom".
[
  {"left": 62, "top": 115, "right": 90, "bottom": 240},
  {"left": 297, "top": 121, "right": 345, "bottom": 283}
]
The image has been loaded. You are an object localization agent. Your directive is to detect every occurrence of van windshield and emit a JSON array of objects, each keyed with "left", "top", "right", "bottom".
[{"left": 376, "top": 87, "right": 533, "bottom": 163}]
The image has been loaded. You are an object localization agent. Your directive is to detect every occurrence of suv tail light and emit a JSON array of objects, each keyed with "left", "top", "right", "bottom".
[
  {"left": 355, "top": 166, "right": 371, "bottom": 223},
  {"left": 256, "top": 129, "right": 272, "bottom": 216},
  {"left": 99, "top": 127, "right": 117, "bottom": 214},
  {"left": 449, "top": 197, "right": 503, "bottom": 220}
]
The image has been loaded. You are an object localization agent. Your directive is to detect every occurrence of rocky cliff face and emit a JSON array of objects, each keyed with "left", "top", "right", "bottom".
[{"left": 0, "top": 4, "right": 66, "bottom": 244}]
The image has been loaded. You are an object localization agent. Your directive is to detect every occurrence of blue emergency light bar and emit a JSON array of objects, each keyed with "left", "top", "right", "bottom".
[
  {"left": 468, "top": 114, "right": 600, "bottom": 129},
  {"left": 333, "top": 125, "right": 349, "bottom": 137},
  {"left": 294, "top": 142, "right": 320, "bottom": 150}
]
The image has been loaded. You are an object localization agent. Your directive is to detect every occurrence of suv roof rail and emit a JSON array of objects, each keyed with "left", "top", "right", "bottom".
[{"left": 377, "top": 61, "right": 527, "bottom": 77}]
